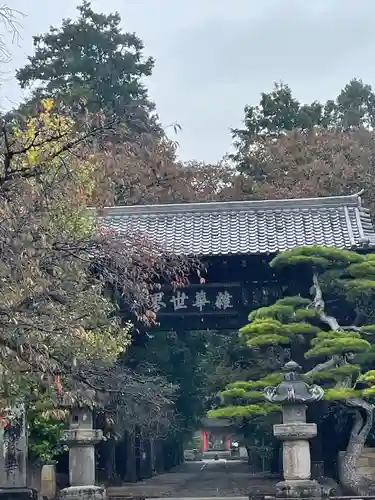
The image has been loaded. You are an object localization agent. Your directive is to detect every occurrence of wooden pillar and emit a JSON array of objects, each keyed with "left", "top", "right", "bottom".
[
  {"left": 135, "top": 425, "right": 141, "bottom": 481},
  {"left": 142, "top": 437, "right": 153, "bottom": 479},
  {"left": 150, "top": 438, "right": 156, "bottom": 475},
  {"left": 153, "top": 439, "right": 163, "bottom": 474},
  {"left": 177, "top": 438, "right": 184, "bottom": 464},
  {"left": 115, "top": 437, "right": 127, "bottom": 481},
  {"left": 202, "top": 431, "right": 208, "bottom": 452},
  {"left": 225, "top": 436, "right": 231, "bottom": 451}
]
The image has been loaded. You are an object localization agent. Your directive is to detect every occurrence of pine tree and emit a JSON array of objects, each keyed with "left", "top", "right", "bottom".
[
  {"left": 16, "top": 1, "right": 157, "bottom": 134},
  {"left": 209, "top": 246, "right": 375, "bottom": 494}
]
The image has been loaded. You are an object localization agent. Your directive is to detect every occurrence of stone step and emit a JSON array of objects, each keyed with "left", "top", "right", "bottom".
[
  {"left": 109, "top": 498, "right": 248, "bottom": 500},
  {"left": 357, "top": 457, "right": 370, "bottom": 467},
  {"left": 361, "top": 447, "right": 375, "bottom": 455},
  {"left": 153, "top": 497, "right": 249, "bottom": 500},
  {"left": 358, "top": 447, "right": 375, "bottom": 478},
  {"left": 358, "top": 466, "right": 375, "bottom": 479},
  {"left": 360, "top": 450, "right": 375, "bottom": 460}
]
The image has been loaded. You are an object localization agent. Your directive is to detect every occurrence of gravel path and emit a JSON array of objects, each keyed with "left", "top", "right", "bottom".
[{"left": 108, "top": 460, "right": 277, "bottom": 499}]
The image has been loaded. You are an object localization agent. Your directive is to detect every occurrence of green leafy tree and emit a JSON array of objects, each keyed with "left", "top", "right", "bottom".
[
  {"left": 210, "top": 246, "right": 375, "bottom": 495},
  {"left": 232, "top": 79, "right": 375, "bottom": 175},
  {"left": 336, "top": 80, "right": 375, "bottom": 129},
  {"left": 27, "top": 393, "right": 68, "bottom": 464},
  {"left": 232, "top": 82, "right": 322, "bottom": 143},
  {"left": 16, "top": 1, "right": 157, "bottom": 134}
]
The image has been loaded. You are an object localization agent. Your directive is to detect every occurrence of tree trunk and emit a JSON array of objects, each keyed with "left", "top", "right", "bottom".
[
  {"left": 125, "top": 430, "right": 137, "bottom": 482},
  {"left": 107, "top": 438, "right": 117, "bottom": 483},
  {"left": 245, "top": 445, "right": 252, "bottom": 466},
  {"left": 338, "top": 399, "right": 375, "bottom": 495}
]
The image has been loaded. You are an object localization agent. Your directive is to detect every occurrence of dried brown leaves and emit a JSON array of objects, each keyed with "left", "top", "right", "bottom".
[{"left": 237, "top": 127, "right": 375, "bottom": 214}]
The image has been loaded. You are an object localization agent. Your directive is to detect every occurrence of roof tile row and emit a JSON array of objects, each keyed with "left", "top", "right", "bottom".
[{"left": 98, "top": 193, "right": 375, "bottom": 256}]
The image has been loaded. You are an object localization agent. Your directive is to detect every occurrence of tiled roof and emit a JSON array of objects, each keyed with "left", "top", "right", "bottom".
[{"left": 98, "top": 193, "right": 375, "bottom": 256}]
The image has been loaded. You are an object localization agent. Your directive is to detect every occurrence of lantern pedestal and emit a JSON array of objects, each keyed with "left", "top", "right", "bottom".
[
  {"left": 275, "top": 479, "right": 322, "bottom": 499},
  {"left": 59, "top": 485, "right": 105, "bottom": 500}
]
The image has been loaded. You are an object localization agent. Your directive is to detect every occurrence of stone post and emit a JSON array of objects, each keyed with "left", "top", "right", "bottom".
[
  {"left": 0, "top": 403, "right": 37, "bottom": 500},
  {"left": 40, "top": 464, "right": 56, "bottom": 500},
  {"left": 264, "top": 361, "right": 324, "bottom": 499},
  {"left": 59, "top": 406, "right": 105, "bottom": 500}
]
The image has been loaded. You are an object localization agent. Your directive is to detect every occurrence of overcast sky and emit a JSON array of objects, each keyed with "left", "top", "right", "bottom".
[{"left": 4, "top": 0, "right": 375, "bottom": 162}]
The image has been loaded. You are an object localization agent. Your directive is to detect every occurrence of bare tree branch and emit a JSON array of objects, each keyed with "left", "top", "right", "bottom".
[{"left": 0, "top": 6, "right": 24, "bottom": 64}]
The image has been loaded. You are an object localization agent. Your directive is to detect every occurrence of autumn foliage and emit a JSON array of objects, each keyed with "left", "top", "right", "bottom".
[
  {"left": 0, "top": 99, "right": 190, "bottom": 408},
  {"left": 230, "top": 80, "right": 375, "bottom": 216},
  {"left": 236, "top": 127, "right": 375, "bottom": 214}
]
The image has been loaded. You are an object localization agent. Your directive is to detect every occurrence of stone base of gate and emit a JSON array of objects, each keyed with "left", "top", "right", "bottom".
[
  {"left": 0, "top": 487, "right": 38, "bottom": 499},
  {"left": 59, "top": 485, "right": 106, "bottom": 500},
  {"left": 275, "top": 479, "right": 322, "bottom": 499}
]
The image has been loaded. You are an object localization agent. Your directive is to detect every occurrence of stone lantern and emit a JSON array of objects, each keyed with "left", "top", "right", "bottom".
[
  {"left": 59, "top": 405, "right": 105, "bottom": 500},
  {"left": 264, "top": 361, "right": 324, "bottom": 499}
]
